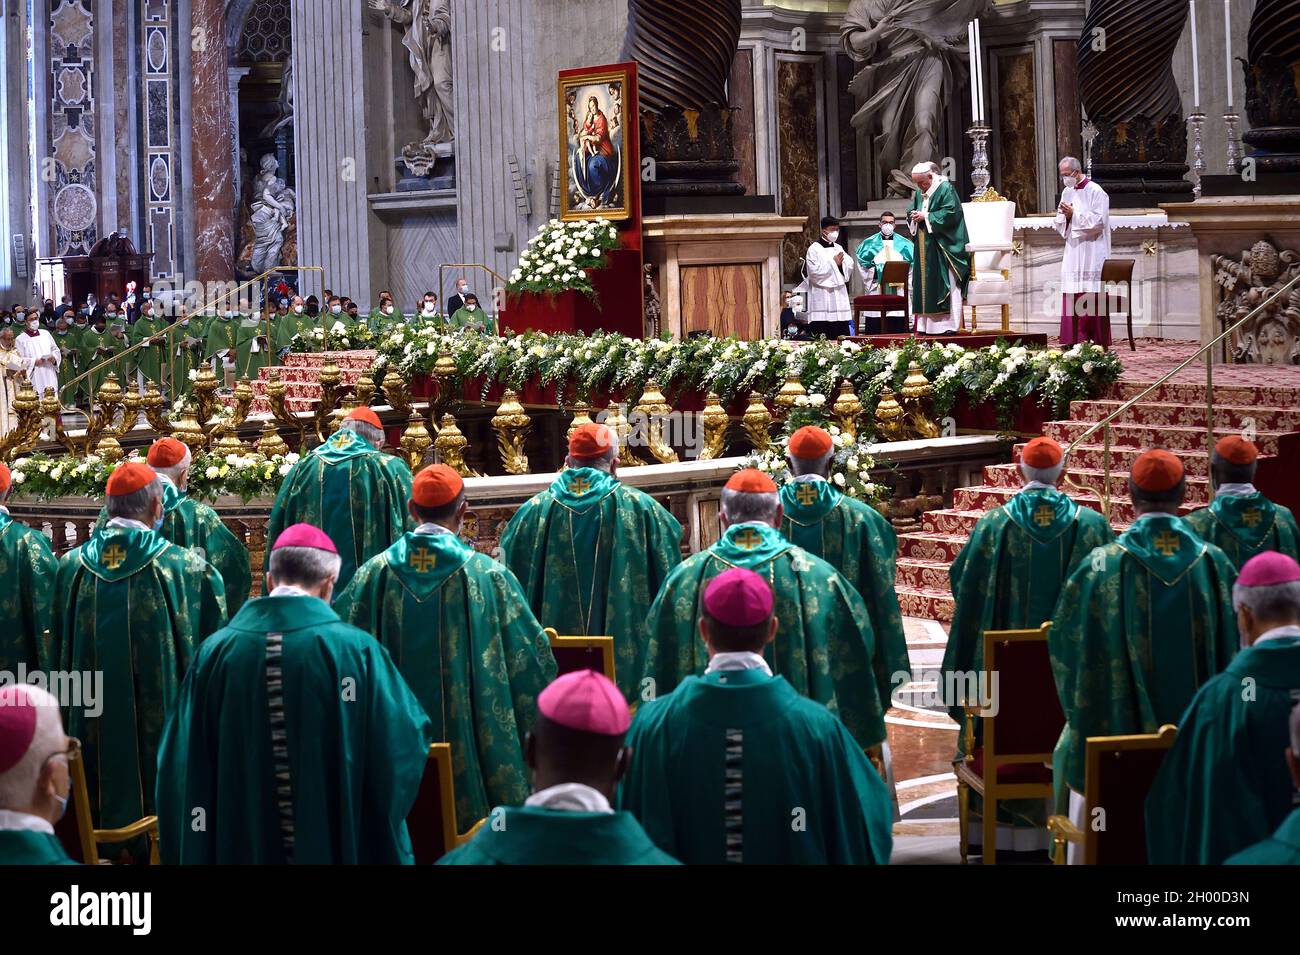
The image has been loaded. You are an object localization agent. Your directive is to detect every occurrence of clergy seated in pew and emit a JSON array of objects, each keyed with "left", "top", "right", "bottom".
[
  {"left": 1183, "top": 436, "right": 1300, "bottom": 570},
  {"left": 334, "top": 464, "right": 557, "bottom": 836},
  {"left": 640, "top": 469, "right": 886, "bottom": 752},
  {"left": 545, "top": 629, "right": 616, "bottom": 683},
  {"left": 268, "top": 407, "right": 414, "bottom": 594},
  {"left": 1049, "top": 449, "right": 1238, "bottom": 830},
  {"left": 0, "top": 685, "right": 79, "bottom": 865},
  {"left": 405, "top": 743, "right": 486, "bottom": 864},
  {"left": 1145, "top": 552, "right": 1300, "bottom": 864},
  {"left": 1046, "top": 725, "right": 1177, "bottom": 865},
  {"left": 54, "top": 463, "right": 227, "bottom": 862},
  {"left": 0, "top": 462, "right": 59, "bottom": 675},
  {"left": 620, "top": 569, "right": 893, "bottom": 865},
  {"left": 942, "top": 437, "right": 1112, "bottom": 856},
  {"left": 92, "top": 439, "right": 252, "bottom": 613},
  {"left": 500, "top": 423, "right": 682, "bottom": 702},
  {"left": 953, "top": 625, "right": 1063, "bottom": 865},
  {"left": 1227, "top": 704, "right": 1300, "bottom": 865},
  {"left": 157, "top": 524, "right": 433, "bottom": 864},
  {"left": 440, "top": 670, "right": 678, "bottom": 865}
]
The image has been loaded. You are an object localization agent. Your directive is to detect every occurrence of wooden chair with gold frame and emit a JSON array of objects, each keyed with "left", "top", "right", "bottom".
[
  {"left": 544, "top": 627, "right": 617, "bottom": 683},
  {"left": 54, "top": 738, "right": 160, "bottom": 865},
  {"left": 1046, "top": 724, "right": 1177, "bottom": 865},
  {"left": 953, "top": 623, "right": 1063, "bottom": 865},
  {"left": 406, "top": 742, "right": 486, "bottom": 864}
]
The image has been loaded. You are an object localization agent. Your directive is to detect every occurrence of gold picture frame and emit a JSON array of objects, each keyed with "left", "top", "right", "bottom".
[{"left": 558, "top": 64, "right": 637, "bottom": 222}]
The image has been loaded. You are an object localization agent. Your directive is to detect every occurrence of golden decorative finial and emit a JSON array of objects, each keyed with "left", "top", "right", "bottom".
[
  {"left": 832, "top": 379, "right": 863, "bottom": 442},
  {"left": 698, "top": 392, "right": 730, "bottom": 461},
  {"left": 899, "top": 361, "right": 941, "bottom": 439},
  {"left": 434, "top": 413, "right": 480, "bottom": 478},
  {"left": 633, "top": 380, "right": 678, "bottom": 464},
  {"left": 491, "top": 390, "right": 532, "bottom": 475},
  {"left": 874, "top": 387, "right": 906, "bottom": 442},
  {"left": 399, "top": 410, "right": 434, "bottom": 471},
  {"left": 256, "top": 419, "right": 289, "bottom": 458},
  {"left": 773, "top": 374, "right": 808, "bottom": 421},
  {"left": 741, "top": 391, "right": 773, "bottom": 452},
  {"left": 566, "top": 401, "right": 594, "bottom": 442},
  {"left": 602, "top": 400, "right": 647, "bottom": 466}
]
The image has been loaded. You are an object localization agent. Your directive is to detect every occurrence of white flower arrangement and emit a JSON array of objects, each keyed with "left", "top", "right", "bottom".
[{"left": 506, "top": 218, "right": 620, "bottom": 298}]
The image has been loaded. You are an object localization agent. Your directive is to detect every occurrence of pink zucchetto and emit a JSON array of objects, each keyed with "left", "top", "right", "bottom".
[
  {"left": 271, "top": 523, "right": 338, "bottom": 554},
  {"left": 0, "top": 686, "right": 40, "bottom": 775},
  {"left": 1237, "top": 551, "right": 1300, "bottom": 588},
  {"left": 703, "top": 567, "right": 774, "bottom": 628},
  {"left": 537, "top": 670, "right": 630, "bottom": 737}
]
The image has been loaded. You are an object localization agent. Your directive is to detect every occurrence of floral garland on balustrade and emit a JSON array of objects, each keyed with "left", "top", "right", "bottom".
[
  {"left": 370, "top": 327, "right": 1122, "bottom": 429},
  {"left": 7, "top": 450, "right": 302, "bottom": 503},
  {"left": 288, "top": 320, "right": 380, "bottom": 354}
]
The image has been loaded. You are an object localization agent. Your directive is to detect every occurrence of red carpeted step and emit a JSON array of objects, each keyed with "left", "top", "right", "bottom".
[
  {"left": 896, "top": 587, "right": 955, "bottom": 624},
  {"left": 1108, "top": 380, "right": 1300, "bottom": 407},
  {"left": 983, "top": 463, "right": 1212, "bottom": 506},
  {"left": 897, "top": 532, "right": 968, "bottom": 562},
  {"left": 896, "top": 557, "right": 952, "bottom": 591},
  {"left": 1043, "top": 420, "right": 1286, "bottom": 455},
  {"left": 1067, "top": 399, "right": 1300, "bottom": 433}
]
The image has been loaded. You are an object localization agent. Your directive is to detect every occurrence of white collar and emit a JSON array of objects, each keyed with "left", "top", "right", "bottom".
[
  {"left": 269, "top": 584, "right": 316, "bottom": 599},
  {"left": 1216, "top": 483, "right": 1257, "bottom": 498},
  {"left": 0, "top": 809, "right": 55, "bottom": 835},
  {"left": 705, "top": 651, "right": 773, "bottom": 676},
  {"left": 1134, "top": 511, "right": 1173, "bottom": 522},
  {"left": 1255, "top": 624, "right": 1300, "bottom": 645},
  {"left": 413, "top": 522, "right": 455, "bottom": 536},
  {"left": 792, "top": 473, "right": 825, "bottom": 483},
  {"left": 106, "top": 517, "right": 151, "bottom": 531},
  {"left": 0, "top": 505, "right": 8, "bottom": 516},
  {"left": 156, "top": 474, "right": 177, "bottom": 488},
  {"left": 524, "top": 782, "right": 613, "bottom": 814},
  {"left": 1020, "top": 481, "right": 1055, "bottom": 491},
  {"left": 924, "top": 175, "right": 946, "bottom": 198}
]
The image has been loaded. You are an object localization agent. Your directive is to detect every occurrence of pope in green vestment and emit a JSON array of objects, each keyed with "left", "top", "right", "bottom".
[
  {"left": 156, "top": 592, "right": 433, "bottom": 864},
  {"left": 641, "top": 518, "right": 885, "bottom": 749},
  {"left": 779, "top": 475, "right": 910, "bottom": 715},
  {"left": 334, "top": 521, "right": 557, "bottom": 833},
  {"left": 267, "top": 418, "right": 413, "bottom": 592},
  {"left": 0, "top": 830, "right": 78, "bottom": 865},
  {"left": 1145, "top": 631, "right": 1300, "bottom": 864},
  {"left": 621, "top": 669, "right": 893, "bottom": 864},
  {"left": 0, "top": 502, "right": 59, "bottom": 673},
  {"left": 499, "top": 458, "right": 683, "bottom": 701},
  {"left": 53, "top": 514, "right": 227, "bottom": 834},
  {"left": 906, "top": 169, "right": 970, "bottom": 321},
  {"left": 1049, "top": 514, "right": 1238, "bottom": 801}
]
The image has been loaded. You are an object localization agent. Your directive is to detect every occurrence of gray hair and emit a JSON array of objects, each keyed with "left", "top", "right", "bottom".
[
  {"left": 340, "top": 417, "right": 385, "bottom": 448},
  {"left": 720, "top": 488, "right": 780, "bottom": 525},
  {"left": 268, "top": 545, "right": 342, "bottom": 589},
  {"left": 1232, "top": 579, "right": 1300, "bottom": 621},
  {"left": 1060, "top": 156, "right": 1083, "bottom": 173},
  {"left": 106, "top": 478, "right": 162, "bottom": 522},
  {"left": 788, "top": 450, "right": 833, "bottom": 478},
  {"left": 151, "top": 448, "right": 192, "bottom": 486},
  {"left": 567, "top": 446, "right": 617, "bottom": 473},
  {"left": 1020, "top": 461, "right": 1065, "bottom": 485},
  {"left": 0, "top": 685, "right": 66, "bottom": 810}
]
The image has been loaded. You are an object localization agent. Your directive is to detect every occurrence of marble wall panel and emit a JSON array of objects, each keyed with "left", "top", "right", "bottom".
[
  {"left": 680, "top": 262, "right": 763, "bottom": 339},
  {"left": 730, "top": 47, "right": 757, "bottom": 196},
  {"left": 996, "top": 50, "right": 1038, "bottom": 214},
  {"left": 192, "top": 0, "right": 236, "bottom": 281},
  {"left": 776, "top": 56, "right": 820, "bottom": 284},
  {"left": 48, "top": 0, "right": 97, "bottom": 256}
]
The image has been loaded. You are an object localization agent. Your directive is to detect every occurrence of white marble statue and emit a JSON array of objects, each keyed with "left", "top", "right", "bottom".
[
  {"left": 370, "top": 0, "right": 455, "bottom": 161},
  {"left": 246, "top": 156, "right": 296, "bottom": 276},
  {"left": 841, "top": 0, "right": 990, "bottom": 197}
]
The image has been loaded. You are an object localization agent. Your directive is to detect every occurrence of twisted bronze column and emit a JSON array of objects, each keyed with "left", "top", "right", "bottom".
[{"left": 1244, "top": 0, "right": 1300, "bottom": 172}]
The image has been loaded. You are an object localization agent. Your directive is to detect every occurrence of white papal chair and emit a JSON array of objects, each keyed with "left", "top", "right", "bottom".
[{"left": 961, "top": 191, "right": 1016, "bottom": 333}]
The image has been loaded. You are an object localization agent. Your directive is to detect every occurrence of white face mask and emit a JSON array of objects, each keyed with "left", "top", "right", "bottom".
[
  {"left": 422, "top": 303, "right": 436, "bottom": 314},
  {"left": 383, "top": 305, "right": 393, "bottom": 314},
  {"left": 466, "top": 304, "right": 477, "bottom": 312},
  {"left": 825, "top": 230, "right": 840, "bottom": 243},
  {"left": 457, "top": 286, "right": 468, "bottom": 296},
  {"left": 1062, "top": 175, "right": 1079, "bottom": 189},
  {"left": 331, "top": 305, "right": 342, "bottom": 315},
  {"left": 881, "top": 224, "right": 895, "bottom": 237},
  {"left": 294, "top": 305, "right": 304, "bottom": 314},
  {"left": 27, "top": 321, "right": 39, "bottom": 331}
]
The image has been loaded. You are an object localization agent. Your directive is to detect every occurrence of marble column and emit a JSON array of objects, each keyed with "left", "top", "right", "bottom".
[{"left": 191, "top": 0, "right": 236, "bottom": 282}]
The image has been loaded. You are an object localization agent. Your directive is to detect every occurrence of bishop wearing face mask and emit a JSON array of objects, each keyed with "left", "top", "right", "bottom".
[
  {"left": 1055, "top": 155, "right": 1111, "bottom": 346},
  {"left": 799, "top": 216, "right": 855, "bottom": 338},
  {"left": 14, "top": 310, "right": 60, "bottom": 403}
]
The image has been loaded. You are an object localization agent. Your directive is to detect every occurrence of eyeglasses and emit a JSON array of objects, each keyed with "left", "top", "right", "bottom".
[{"left": 42, "top": 737, "right": 80, "bottom": 768}]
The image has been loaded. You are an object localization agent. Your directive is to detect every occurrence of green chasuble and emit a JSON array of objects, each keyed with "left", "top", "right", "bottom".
[
  {"left": 156, "top": 595, "right": 433, "bottom": 864},
  {"left": 945, "top": 488, "right": 1115, "bottom": 728},
  {"left": 439, "top": 806, "right": 678, "bottom": 865},
  {"left": 1227, "top": 808, "right": 1300, "bottom": 865},
  {"left": 1049, "top": 514, "right": 1238, "bottom": 799},
  {"left": 201, "top": 315, "right": 238, "bottom": 365},
  {"left": 1145, "top": 634, "right": 1300, "bottom": 865},
  {"left": 167, "top": 323, "right": 205, "bottom": 396},
  {"left": 499, "top": 467, "right": 683, "bottom": 700},
  {"left": 640, "top": 522, "right": 885, "bottom": 748},
  {"left": 53, "top": 526, "right": 227, "bottom": 833},
  {"left": 0, "top": 511, "right": 59, "bottom": 673},
  {"left": 0, "top": 829, "right": 78, "bottom": 865},
  {"left": 1183, "top": 491, "right": 1300, "bottom": 570},
  {"left": 906, "top": 178, "right": 971, "bottom": 314},
  {"left": 89, "top": 331, "right": 129, "bottom": 395},
  {"left": 333, "top": 530, "right": 558, "bottom": 833},
  {"left": 94, "top": 480, "right": 252, "bottom": 613},
  {"left": 128, "top": 313, "right": 166, "bottom": 386},
  {"left": 780, "top": 478, "right": 910, "bottom": 715},
  {"left": 271, "top": 314, "right": 298, "bottom": 356},
  {"left": 619, "top": 668, "right": 893, "bottom": 864},
  {"left": 69, "top": 323, "right": 96, "bottom": 402},
  {"left": 449, "top": 306, "right": 497, "bottom": 334},
  {"left": 267, "top": 428, "right": 413, "bottom": 592},
  {"left": 234, "top": 314, "right": 272, "bottom": 379},
  {"left": 54, "top": 329, "right": 79, "bottom": 404}
]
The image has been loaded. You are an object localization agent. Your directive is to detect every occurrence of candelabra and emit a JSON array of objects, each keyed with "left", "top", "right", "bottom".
[
  {"left": 1224, "top": 109, "right": 1242, "bottom": 174},
  {"left": 1188, "top": 110, "right": 1207, "bottom": 198},
  {"left": 968, "top": 124, "right": 992, "bottom": 198}
]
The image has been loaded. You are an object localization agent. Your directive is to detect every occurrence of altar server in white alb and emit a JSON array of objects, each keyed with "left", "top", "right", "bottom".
[
  {"left": 1055, "top": 156, "right": 1111, "bottom": 346},
  {"left": 14, "top": 312, "right": 60, "bottom": 402},
  {"left": 801, "top": 216, "right": 855, "bottom": 338}
]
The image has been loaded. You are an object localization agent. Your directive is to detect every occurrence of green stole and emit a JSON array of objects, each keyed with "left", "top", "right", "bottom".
[
  {"left": 1185, "top": 492, "right": 1300, "bottom": 570},
  {"left": 234, "top": 315, "right": 270, "bottom": 378}
]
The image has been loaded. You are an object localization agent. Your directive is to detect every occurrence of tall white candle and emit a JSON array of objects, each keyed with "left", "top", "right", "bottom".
[
  {"left": 974, "top": 18, "right": 985, "bottom": 123},
  {"left": 1224, "top": 0, "right": 1233, "bottom": 109},
  {"left": 968, "top": 22, "right": 979, "bottom": 121},
  {"left": 1189, "top": 0, "right": 1200, "bottom": 109}
]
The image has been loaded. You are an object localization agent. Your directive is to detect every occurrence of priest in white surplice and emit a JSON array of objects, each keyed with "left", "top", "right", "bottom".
[
  {"left": 1054, "top": 156, "right": 1111, "bottom": 346},
  {"left": 15, "top": 314, "right": 61, "bottom": 403},
  {"left": 0, "top": 328, "right": 27, "bottom": 435},
  {"left": 800, "top": 216, "right": 855, "bottom": 337}
]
